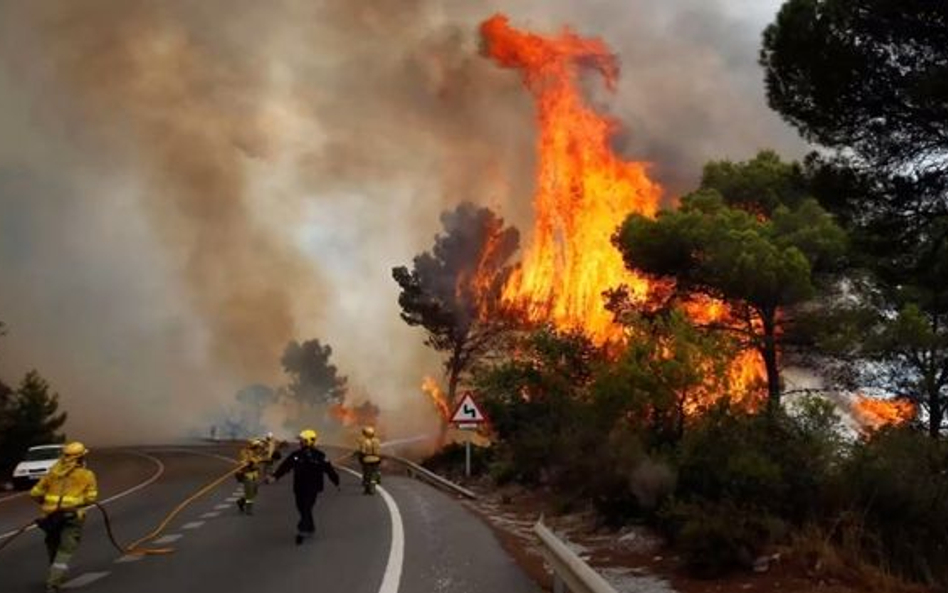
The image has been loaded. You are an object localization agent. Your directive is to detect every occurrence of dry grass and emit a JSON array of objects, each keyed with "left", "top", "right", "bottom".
[{"left": 784, "top": 524, "right": 933, "bottom": 593}]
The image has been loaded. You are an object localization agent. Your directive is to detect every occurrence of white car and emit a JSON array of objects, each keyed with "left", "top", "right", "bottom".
[{"left": 12, "top": 444, "right": 64, "bottom": 490}]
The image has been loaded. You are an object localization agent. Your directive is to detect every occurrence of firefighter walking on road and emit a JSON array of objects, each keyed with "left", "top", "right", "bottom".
[
  {"left": 262, "top": 432, "right": 281, "bottom": 479},
  {"left": 267, "top": 429, "right": 339, "bottom": 545},
  {"left": 358, "top": 426, "right": 382, "bottom": 495},
  {"left": 30, "top": 442, "right": 98, "bottom": 593},
  {"left": 236, "top": 438, "right": 268, "bottom": 515}
]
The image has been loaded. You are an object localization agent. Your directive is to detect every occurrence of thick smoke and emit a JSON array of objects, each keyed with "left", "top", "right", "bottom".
[{"left": 0, "top": 0, "right": 804, "bottom": 444}]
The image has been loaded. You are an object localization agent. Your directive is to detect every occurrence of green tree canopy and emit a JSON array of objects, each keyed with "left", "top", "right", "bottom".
[
  {"left": 761, "top": 0, "right": 948, "bottom": 192},
  {"left": 700, "top": 150, "right": 810, "bottom": 216},
  {"left": 614, "top": 153, "right": 846, "bottom": 408},
  {"left": 280, "top": 339, "right": 347, "bottom": 406},
  {"left": 762, "top": 0, "right": 948, "bottom": 435},
  {"left": 393, "top": 202, "right": 520, "bottom": 408},
  {"left": 0, "top": 370, "right": 67, "bottom": 475}
]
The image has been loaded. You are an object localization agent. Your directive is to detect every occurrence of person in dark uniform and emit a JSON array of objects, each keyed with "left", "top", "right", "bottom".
[{"left": 268, "top": 428, "right": 340, "bottom": 544}]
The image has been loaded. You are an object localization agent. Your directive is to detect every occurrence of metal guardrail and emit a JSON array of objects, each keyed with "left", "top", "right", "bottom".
[
  {"left": 535, "top": 519, "right": 619, "bottom": 593},
  {"left": 384, "top": 455, "right": 478, "bottom": 500}
]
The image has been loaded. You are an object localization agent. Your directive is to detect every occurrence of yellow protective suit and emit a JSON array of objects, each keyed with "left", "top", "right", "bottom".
[{"left": 31, "top": 459, "right": 98, "bottom": 518}]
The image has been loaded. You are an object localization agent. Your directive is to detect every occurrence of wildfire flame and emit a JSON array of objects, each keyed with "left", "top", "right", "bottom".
[
  {"left": 852, "top": 395, "right": 916, "bottom": 431},
  {"left": 480, "top": 14, "right": 766, "bottom": 403},
  {"left": 329, "top": 401, "right": 380, "bottom": 428},
  {"left": 329, "top": 403, "right": 357, "bottom": 426},
  {"left": 422, "top": 376, "right": 452, "bottom": 421},
  {"left": 481, "top": 14, "right": 661, "bottom": 343}
]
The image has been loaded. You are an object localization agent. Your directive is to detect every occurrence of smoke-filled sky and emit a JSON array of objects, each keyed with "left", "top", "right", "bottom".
[{"left": 0, "top": 0, "right": 805, "bottom": 444}]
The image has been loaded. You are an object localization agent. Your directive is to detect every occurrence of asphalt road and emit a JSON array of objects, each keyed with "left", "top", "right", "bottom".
[{"left": 0, "top": 445, "right": 538, "bottom": 593}]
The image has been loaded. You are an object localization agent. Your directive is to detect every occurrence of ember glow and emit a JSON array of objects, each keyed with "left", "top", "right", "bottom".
[
  {"left": 421, "top": 376, "right": 452, "bottom": 421},
  {"left": 852, "top": 395, "right": 916, "bottom": 430},
  {"left": 480, "top": 14, "right": 662, "bottom": 343},
  {"left": 479, "top": 14, "right": 766, "bottom": 403}
]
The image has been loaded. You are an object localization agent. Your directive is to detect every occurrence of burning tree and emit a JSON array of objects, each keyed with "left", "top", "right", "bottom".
[
  {"left": 480, "top": 14, "right": 662, "bottom": 344},
  {"left": 393, "top": 202, "right": 520, "bottom": 411},
  {"left": 479, "top": 15, "right": 770, "bottom": 406},
  {"left": 614, "top": 156, "right": 847, "bottom": 411}
]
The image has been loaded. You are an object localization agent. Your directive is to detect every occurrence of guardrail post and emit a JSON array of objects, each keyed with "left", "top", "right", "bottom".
[{"left": 534, "top": 519, "right": 620, "bottom": 593}]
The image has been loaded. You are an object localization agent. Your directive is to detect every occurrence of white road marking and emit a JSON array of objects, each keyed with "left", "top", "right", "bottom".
[
  {"left": 152, "top": 534, "right": 182, "bottom": 544},
  {"left": 181, "top": 521, "right": 204, "bottom": 530},
  {"left": 225, "top": 497, "right": 239, "bottom": 502},
  {"left": 200, "top": 512, "right": 220, "bottom": 518},
  {"left": 214, "top": 504, "right": 231, "bottom": 510},
  {"left": 63, "top": 571, "right": 110, "bottom": 588},
  {"left": 146, "top": 447, "right": 238, "bottom": 466},
  {"left": 0, "top": 491, "right": 29, "bottom": 504},
  {"left": 0, "top": 452, "right": 165, "bottom": 540},
  {"left": 114, "top": 555, "right": 144, "bottom": 564},
  {"left": 339, "top": 468, "right": 404, "bottom": 593}
]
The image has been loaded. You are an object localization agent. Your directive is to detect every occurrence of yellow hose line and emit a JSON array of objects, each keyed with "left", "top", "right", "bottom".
[
  {"left": 1, "top": 447, "right": 357, "bottom": 558},
  {"left": 123, "top": 464, "right": 243, "bottom": 555}
]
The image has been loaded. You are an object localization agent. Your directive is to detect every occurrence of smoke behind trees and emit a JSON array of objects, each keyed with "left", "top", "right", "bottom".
[{"left": 0, "top": 0, "right": 804, "bottom": 443}]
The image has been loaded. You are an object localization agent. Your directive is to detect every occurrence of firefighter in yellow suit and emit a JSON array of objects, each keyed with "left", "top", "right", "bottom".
[
  {"left": 236, "top": 439, "right": 268, "bottom": 515},
  {"left": 30, "top": 442, "right": 98, "bottom": 593},
  {"left": 358, "top": 426, "right": 382, "bottom": 495}
]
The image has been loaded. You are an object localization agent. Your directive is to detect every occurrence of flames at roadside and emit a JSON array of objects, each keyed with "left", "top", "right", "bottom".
[
  {"left": 415, "top": 15, "right": 907, "bottom": 434},
  {"left": 852, "top": 395, "right": 916, "bottom": 431},
  {"left": 481, "top": 15, "right": 660, "bottom": 344},
  {"left": 422, "top": 376, "right": 452, "bottom": 421},
  {"left": 479, "top": 14, "right": 766, "bottom": 406},
  {"left": 329, "top": 400, "right": 380, "bottom": 428}
]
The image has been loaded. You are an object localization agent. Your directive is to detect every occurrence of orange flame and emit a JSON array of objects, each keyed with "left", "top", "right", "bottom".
[
  {"left": 852, "top": 395, "right": 916, "bottom": 430},
  {"left": 329, "top": 401, "right": 380, "bottom": 428},
  {"left": 422, "top": 376, "right": 452, "bottom": 421},
  {"left": 481, "top": 14, "right": 660, "bottom": 343},
  {"left": 480, "top": 14, "right": 766, "bottom": 405},
  {"left": 329, "top": 403, "right": 357, "bottom": 427}
]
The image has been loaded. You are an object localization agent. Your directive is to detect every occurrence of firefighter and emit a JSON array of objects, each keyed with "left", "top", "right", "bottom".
[
  {"left": 30, "top": 442, "right": 98, "bottom": 593},
  {"left": 358, "top": 426, "right": 382, "bottom": 495},
  {"left": 262, "top": 432, "right": 281, "bottom": 479},
  {"left": 267, "top": 429, "right": 339, "bottom": 545},
  {"left": 236, "top": 438, "right": 268, "bottom": 515}
]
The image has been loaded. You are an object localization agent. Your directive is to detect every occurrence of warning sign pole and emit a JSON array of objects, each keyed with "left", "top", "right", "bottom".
[
  {"left": 466, "top": 433, "right": 471, "bottom": 478},
  {"left": 450, "top": 393, "right": 487, "bottom": 479}
]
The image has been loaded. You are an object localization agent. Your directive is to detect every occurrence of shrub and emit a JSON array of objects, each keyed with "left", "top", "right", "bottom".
[
  {"left": 660, "top": 499, "right": 786, "bottom": 577},
  {"left": 835, "top": 428, "right": 948, "bottom": 587}
]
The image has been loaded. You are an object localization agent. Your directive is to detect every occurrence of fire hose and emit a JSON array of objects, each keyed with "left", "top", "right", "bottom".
[
  {"left": 0, "top": 449, "right": 355, "bottom": 557},
  {"left": 0, "top": 464, "right": 243, "bottom": 556}
]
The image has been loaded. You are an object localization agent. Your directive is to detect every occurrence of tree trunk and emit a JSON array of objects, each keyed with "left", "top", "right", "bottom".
[
  {"left": 928, "top": 379, "right": 942, "bottom": 439},
  {"left": 760, "top": 309, "right": 781, "bottom": 413},
  {"left": 438, "top": 345, "right": 464, "bottom": 447}
]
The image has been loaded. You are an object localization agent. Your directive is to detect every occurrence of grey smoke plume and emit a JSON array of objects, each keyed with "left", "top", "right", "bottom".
[{"left": 0, "top": 0, "right": 804, "bottom": 443}]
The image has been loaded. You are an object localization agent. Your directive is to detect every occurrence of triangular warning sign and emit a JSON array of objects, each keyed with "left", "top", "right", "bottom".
[{"left": 450, "top": 393, "right": 487, "bottom": 424}]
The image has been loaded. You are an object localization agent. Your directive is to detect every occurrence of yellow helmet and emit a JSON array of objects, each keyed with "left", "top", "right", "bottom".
[
  {"left": 62, "top": 442, "right": 88, "bottom": 459},
  {"left": 249, "top": 438, "right": 266, "bottom": 449},
  {"left": 298, "top": 429, "right": 318, "bottom": 446},
  {"left": 362, "top": 426, "right": 375, "bottom": 438}
]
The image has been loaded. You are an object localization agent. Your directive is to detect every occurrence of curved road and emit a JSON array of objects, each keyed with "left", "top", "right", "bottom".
[{"left": 0, "top": 445, "right": 537, "bottom": 593}]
